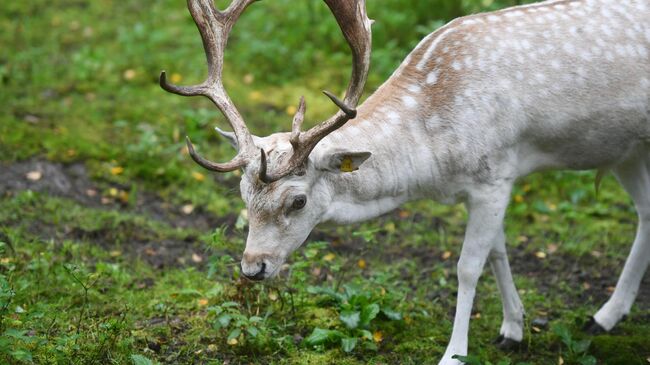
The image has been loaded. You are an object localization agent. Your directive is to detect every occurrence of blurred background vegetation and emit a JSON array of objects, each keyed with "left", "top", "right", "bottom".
[{"left": 1, "top": 1, "right": 649, "bottom": 364}]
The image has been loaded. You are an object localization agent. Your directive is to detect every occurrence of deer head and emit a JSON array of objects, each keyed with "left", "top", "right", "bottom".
[{"left": 161, "top": 0, "right": 372, "bottom": 280}]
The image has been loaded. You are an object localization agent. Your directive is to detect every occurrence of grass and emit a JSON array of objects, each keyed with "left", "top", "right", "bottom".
[{"left": 2, "top": 0, "right": 649, "bottom": 364}]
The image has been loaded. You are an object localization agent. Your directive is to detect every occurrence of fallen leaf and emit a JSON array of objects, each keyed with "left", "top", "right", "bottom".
[
  {"left": 123, "top": 69, "right": 137, "bottom": 80},
  {"left": 191, "top": 253, "right": 203, "bottom": 263},
  {"left": 473, "top": 312, "right": 481, "bottom": 319},
  {"left": 118, "top": 190, "right": 129, "bottom": 203},
  {"left": 268, "top": 291, "right": 278, "bottom": 301},
  {"left": 323, "top": 253, "right": 336, "bottom": 262},
  {"left": 514, "top": 194, "right": 524, "bottom": 203},
  {"left": 532, "top": 326, "right": 541, "bottom": 333},
  {"left": 170, "top": 73, "right": 183, "bottom": 83},
  {"left": 591, "top": 250, "right": 603, "bottom": 258},
  {"left": 243, "top": 73, "right": 254, "bottom": 84},
  {"left": 110, "top": 166, "right": 124, "bottom": 175},
  {"left": 547, "top": 243, "right": 559, "bottom": 254},
  {"left": 182, "top": 204, "right": 195, "bottom": 215},
  {"left": 26, "top": 171, "right": 42, "bottom": 181},
  {"left": 197, "top": 298, "right": 209, "bottom": 306},
  {"left": 227, "top": 337, "right": 238, "bottom": 345},
  {"left": 583, "top": 282, "right": 591, "bottom": 290},
  {"left": 606, "top": 286, "right": 615, "bottom": 293},
  {"left": 191, "top": 171, "right": 205, "bottom": 182},
  {"left": 558, "top": 356, "right": 564, "bottom": 365},
  {"left": 101, "top": 197, "right": 112, "bottom": 205},
  {"left": 441, "top": 251, "right": 452, "bottom": 260},
  {"left": 207, "top": 344, "right": 218, "bottom": 353},
  {"left": 109, "top": 250, "right": 122, "bottom": 257},
  {"left": 535, "top": 251, "right": 547, "bottom": 259},
  {"left": 144, "top": 247, "right": 157, "bottom": 256},
  {"left": 373, "top": 330, "right": 383, "bottom": 343},
  {"left": 398, "top": 210, "right": 410, "bottom": 219},
  {"left": 0, "top": 257, "right": 12, "bottom": 264},
  {"left": 357, "top": 259, "right": 366, "bottom": 269}
]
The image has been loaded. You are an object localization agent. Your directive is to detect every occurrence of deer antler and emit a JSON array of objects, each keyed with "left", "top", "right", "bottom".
[
  {"left": 160, "top": 0, "right": 258, "bottom": 172},
  {"left": 259, "top": 0, "right": 373, "bottom": 183}
]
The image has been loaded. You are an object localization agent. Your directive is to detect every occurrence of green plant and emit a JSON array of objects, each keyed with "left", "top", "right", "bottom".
[
  {"left": 452, "top": 355, "right": 531, "bottom": 365},
  {"left": 553, "top": 324, "right": 597, "bottom": 365},
  {"left": 305, "top": 283, "right": 401, "bottom": 353},
  {"left": 208, "top": 301, "right": 270, "bottom": 348}
]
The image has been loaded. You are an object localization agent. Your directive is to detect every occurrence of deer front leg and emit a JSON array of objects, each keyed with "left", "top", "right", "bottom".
[{"left": 439, "top": 184, "right": 512, "bottom": 365}]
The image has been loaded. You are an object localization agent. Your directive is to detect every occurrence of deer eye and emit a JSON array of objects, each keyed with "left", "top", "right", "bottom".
[{"left": 292, "top": 195, "right": 307, "bottom": 210}]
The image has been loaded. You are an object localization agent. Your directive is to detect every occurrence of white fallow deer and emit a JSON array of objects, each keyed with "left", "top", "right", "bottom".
[{"left": 161, "top": 0, "right": 650, "bottom": 363}]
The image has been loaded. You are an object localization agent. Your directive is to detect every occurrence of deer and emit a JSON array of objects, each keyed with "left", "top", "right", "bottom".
[{"left": 160, "top": 0, "right": 650, "bottom": 363}]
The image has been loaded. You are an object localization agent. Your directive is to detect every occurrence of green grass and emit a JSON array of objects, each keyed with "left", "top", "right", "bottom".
[{"left": 2, "top": 0, "right": 649, "bottom": 364}]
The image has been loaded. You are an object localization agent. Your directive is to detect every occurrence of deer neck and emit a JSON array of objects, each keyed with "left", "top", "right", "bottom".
[{"left": 315, "top": 76, "right": 461, "bottom": 224}]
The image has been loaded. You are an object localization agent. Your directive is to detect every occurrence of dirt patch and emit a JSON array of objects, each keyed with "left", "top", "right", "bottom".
[
  {"left": 0, "top": 158, "right": 237, "bottom": 267},
  {"left": 0, "top": 158, "right": 235, "bottom": 231}
]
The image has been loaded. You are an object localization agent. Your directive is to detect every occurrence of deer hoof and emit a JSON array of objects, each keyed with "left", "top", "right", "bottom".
[
  {"left": 493, "top": 335, "right": 521, "bottom": 351},
  {"left": 582, "top": 317, "right": 606, "bottom": 335}
]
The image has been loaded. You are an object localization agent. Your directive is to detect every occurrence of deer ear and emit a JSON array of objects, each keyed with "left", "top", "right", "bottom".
[{"left": 318, "top": 150, "right": 372, "bottom": 173}]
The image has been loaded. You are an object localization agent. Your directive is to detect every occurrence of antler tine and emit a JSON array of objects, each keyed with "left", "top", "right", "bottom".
[
  {"left": 290, "top": 96, "right": 306, "bottom": 150},
  {"left": 161, "top": 0, "right": 258, "bottom": 172},
  {"left": 259, "top": 0, "right": 372, "bottom": 183}
]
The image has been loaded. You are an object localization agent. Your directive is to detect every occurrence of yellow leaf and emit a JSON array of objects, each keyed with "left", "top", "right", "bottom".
[
  {"left": 323, "top": 253, "right": 336, "bottom": 262},
  {"left": 123, "top": 69, "right": 137, "bottom": 80},
  {"left": 110, "top": 166, "right": 124, "bottom": 175},
  {"left": 227, "top": 338, "right": 238, "bottom": 346},
  {"left": 0, "top": 257, "right": 12, "bottom": 264},
  {"left": 249, "top": 91, "right": 262, "bottom": 101},
  {"left": 170, "top": 73, "right": 183, "bottom": 83},
  {"left": 441, "top": 251, "right": 452, "bottom": 260},
  {"left": 373, "top": 330, "right": 383, "bottom": 343},
  {"left": 118, "top": 190, "right": 129, "bottom": 203},
  {"left": 192, "top": 171, "right": 205, "bottom": 182},
  {"left": 357, "top": 259, "right": 366, "bottom": 269},
  {"left": 197, "top": 298, "right": 209, "bottom": 306},
  {"left": 535, "top": 251, "right": 547, "bottom": 259}
]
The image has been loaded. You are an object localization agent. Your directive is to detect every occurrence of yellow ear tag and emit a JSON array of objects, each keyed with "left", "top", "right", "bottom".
[{"left": 340, "top": 156, "right": 355, "bottom": 172}]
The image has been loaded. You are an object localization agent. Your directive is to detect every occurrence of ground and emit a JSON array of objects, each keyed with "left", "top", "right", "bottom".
[{"left": 1, "top": 0, "right": 649, "bottom": 364}]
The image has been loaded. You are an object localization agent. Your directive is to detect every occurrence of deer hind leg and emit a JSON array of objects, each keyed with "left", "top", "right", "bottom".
[
  {"left": 489, "top": 236, "right": 525, "bottom": 348},
  {"left": 588, "top": 152, "right": 650, "bottom": 332}
]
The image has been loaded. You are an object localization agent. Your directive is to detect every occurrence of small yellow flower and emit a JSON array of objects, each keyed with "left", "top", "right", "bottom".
[
  {"left": 286, "top": 105, "right": 297, "bottom": 116},
  {"left": 357, "top": 259, "right": 366, "bottom": 269},
  {"left": 191, "top": 171, "right": 205, "bottom": 182},
  {"left": 373, "top": 330, "right": 383, "bottom": 343},
  {"left": 108, "top": 188, "right": 118, "bottom": 197},
  {"left": 170, "top": 73, "right": 183, "bottom": 83},
  {"left": 323, "top": 253, "right": 336, "bottom": 262},
  {"left": 110, "top": 166, "right": 124, "bottom": 175}
]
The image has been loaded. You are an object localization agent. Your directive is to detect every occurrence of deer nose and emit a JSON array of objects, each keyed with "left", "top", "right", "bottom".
[{"left": 241, "top": 260, "right": 266, "bottom": 281}]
